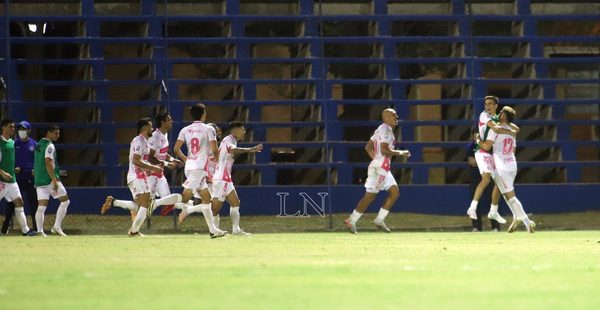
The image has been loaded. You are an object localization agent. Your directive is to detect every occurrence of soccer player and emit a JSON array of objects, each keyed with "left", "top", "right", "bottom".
[
  {"left": 2, "top": 121, "right": 38, "bottom": 235},
  {"left": 101, "top": 118, "right": 163, "bottom": 236},
  {"left": 101, "top": 114, "right": 183, "bottom": 220},
  {"left": 173, "top": 103, "right": 226, "bottom": 238},
  {"left": 477, "top": 106, "right": 535, "bottom": 233},
  {"left": 466, "top": 96, "right": 519, "bottom": 223},
  {"left": 345, "top": 108, "right": 411, "bottom": 234},
  {"left": 196, "top": 121, "right": 262, "bottom": 235},
  {"left": 0, "top": 119, "right": 35, "bottom": 236},
  {"left": 34, "top": 124, "right": 70, "bottom": 237}
]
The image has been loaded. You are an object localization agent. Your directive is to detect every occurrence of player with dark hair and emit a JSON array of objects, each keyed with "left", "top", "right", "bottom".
[
  {"left": 100, "top": 118, "right": 163, "bottom": 236},
  {"left": 101, "top": 113, "right": 183, "bottom": 220},
  {"left": 0, "top": 119, "right": 35, "bottom": 236},
  {"left": 34, "top": 124, "right": 69, "bottom": 236},
  {"left": 478, "top": 106, "right": 535, "bottom": 233},
  {"left": 184, "top": 121, "right": 262, "bottom": 235},
  {"left": 174, "top": 104, "right": 226, "bottom": 238}
]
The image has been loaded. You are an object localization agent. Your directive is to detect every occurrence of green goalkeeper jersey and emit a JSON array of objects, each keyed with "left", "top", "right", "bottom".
[
  {"left": 0, "top": 137, "right": 16, "bottom": 183},
  {"left": 34, "top": 138, "right": 60, "bottom": 187}
]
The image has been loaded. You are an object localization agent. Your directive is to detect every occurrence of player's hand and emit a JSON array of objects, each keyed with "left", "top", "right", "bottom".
[
  {"left": 51, "top": 179, "right": 59, "bottom": 191},
  {"left": 149, "top": 164, "right": 162, "bottom": 174},
  {"left": 0, "top": 170, "right": 13, "bottom": 181},
  {"left": 15, "top": 167, "right": 21, "bottom": 174},
  {"left": 251, "top": 144, "right": 263, "bottom": 153},
  {"left": 402, "top": 150, "right": 411, "bottom": 158},
  {"left": 172, "top": 159, "right": 184, "bottom": 168}
]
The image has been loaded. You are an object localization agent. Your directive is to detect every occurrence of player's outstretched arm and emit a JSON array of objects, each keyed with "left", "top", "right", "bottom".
[
  {"left": 380, "top": 143, "right": 410, "bottom": 158},
  {"left": 487, "top": 120, "right": 518, "bottom": 136},
  {"left": 230, "top": 144, "right": 263, "bottom": 155}
]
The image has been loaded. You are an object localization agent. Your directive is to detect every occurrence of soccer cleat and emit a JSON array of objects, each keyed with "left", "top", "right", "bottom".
[
  {"left": 1, "top": 226, "right": 9, "bottom": 235},
  {"left": 128, "top": 230, "right": 145, "bottom": 237},
  {"left": 38, "top": 232, "right": 48, "bottom": 237},
  {"left": 526, "top": 221, "right": 536, "bottom": 233},
  {"left": 466, "top": 206, "right": 478, "bottom": 220},
  {"left": 209, "top": 229, "right": 227, "bottom": 239},
  {"left": 23, "top": 230, "right": 37, "bottom": 237},
  {"left": 373, "top": 220, "right": 391, "bottom": 233},
  {"left": 232, "top": 229, "right": 251, "bottom": 236},
  {"left": 100, "top": 196, "right": 113, "bottom": 215},
  {"left": 507, "top": 220, "right": 519, "bottom": 233},
  {"left": 487, "top": 211, "right": 507, "bottom": 224},
  {"left": 345, "top": 218, "right": 357, "bottom": 234},
  {"left": 51, "top": 227, "right": 68, "bottom": 237}
]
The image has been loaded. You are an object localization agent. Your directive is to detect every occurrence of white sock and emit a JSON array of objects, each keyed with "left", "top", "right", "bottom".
[
  {"left": 114, "top": 199, "right": 138, "bottom": 211},
  {"left": 155, "top": 194, "right": 181, "bottom": 207},
  {"left": 36, "top": 206, "right": 47, "bottom": 233},
  {"left": 214, "top": 214, "right": 220, "bottom": 229},
  {"left": 375, "top": 208, "right": 389, "bottom": 222},
  {"left": 187, "top": 204, "right": 203, "bottom": 214},
  {"left": 174, "top": 202, "right": 187, "bottom": 210},
  {"left": 15, "top": 207, "right": 30, "bottom": 234},
  {"left": 54, "top": 200, "right": 69, "bottom": 229},
  {"left": 349, "top": 210, "right": 362, "bottom": 224},
  {"left": 130, "top": 207, "right": 148, "bottom": 233},
  {"left": 230, "top": 206, "right": 241, "bottom": 231},
  {"left": 508, "top": 197, "right": 528, "bottom": 222},
  {"left": 490, "top": 204, "right": 499, "bottom": 213},
  {"left": 469, "top": 200, "right": 478, "bottom": 210},
  {"left": 200, "top": 204, "right": 217, "bottom": 233}
]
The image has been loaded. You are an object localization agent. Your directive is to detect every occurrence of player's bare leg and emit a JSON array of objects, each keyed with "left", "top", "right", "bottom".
[
  {"left": 467, "top": 172, "right": 492, "bottom": 220},
  {"left": 373, "top": 186, "right": 399, "bottom": 233}
]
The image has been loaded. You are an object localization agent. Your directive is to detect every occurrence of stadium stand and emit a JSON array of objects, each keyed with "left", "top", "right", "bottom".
[{"left": 1, "top": 0, "right": 599, "bottom": 218}]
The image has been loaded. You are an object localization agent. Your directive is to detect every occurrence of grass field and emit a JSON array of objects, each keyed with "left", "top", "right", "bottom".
[{"left": 2, "top": 231, "right": 600, "bottom": 309}]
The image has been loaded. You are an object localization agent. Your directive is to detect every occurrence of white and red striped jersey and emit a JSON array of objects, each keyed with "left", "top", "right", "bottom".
[
  {"left": 148, "top": 129, "right": 169, "bottom": 177},
  {"left": 127, "top": 135, "right": 150, "bottom": 184},
  {"left": 490, "top": 124, "right": 517, "bottom": 171},
  {"left": 368, "top": 123, "right": 395, "bottom": 172},
  {"left": 213, "top": 134, "right": 236, "bottom": 182},
  {"left": 176, "top": 121, "right": 216, "bottom": 171}
]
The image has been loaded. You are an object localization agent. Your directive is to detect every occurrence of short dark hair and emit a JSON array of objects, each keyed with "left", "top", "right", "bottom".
[
  {"left": 502, "top": 106, "right": 516, "bottom": 123},
  {"left": 484, "top": 95, "right": 499, "bottom": 105},
  {"left": 1, "top": 119, "right": 14, "bottom": 128},
  {"left": 190, "top": 103, "right": 206, "bottom": 121},
  {"left": 137, "top": 118, "right": 152, "bottom": 133},
  {"left": 229, "top": 121, "right": 244, "bottom": 130},
  {"left": 155, "top": 112, "right": 171, "bottom": 128},
  {"left": 45, "top": 124, "right": 60, "bottom": 134}
]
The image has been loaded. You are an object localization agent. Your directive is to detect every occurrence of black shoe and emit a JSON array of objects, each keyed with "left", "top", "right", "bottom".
[
  {"left": 1, "top": 227, "right": 8, "bottom": 235},
  {"left": 23, "top": 230, "right": 37, "bottom": 237}
]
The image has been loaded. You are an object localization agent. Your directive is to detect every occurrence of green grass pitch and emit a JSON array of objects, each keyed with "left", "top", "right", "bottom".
[{"left": 2, "top": 231, "right": 599, "bottom": 309}]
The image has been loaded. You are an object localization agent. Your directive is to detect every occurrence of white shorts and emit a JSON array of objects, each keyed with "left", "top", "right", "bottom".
[
  {"left": 147, "top": 175, "right": 170, "bottom": 198},
  {"left": 364, "top": 167, "right": 397, "bottom": 194},
  {"left": 493, "top": 169, "right": 517, "bottom": 194},
  {"left": 212, "top": 181, "right": 235, "bottom": 202},
  {"left": 0, "top": 182, "right": 22, "bottom": 202},
  {"left": 183, "top": 170, "right": 208, "bottom": 193},
  {"left": 475, "top": 151, "right": 495, "bottom": 175},
  {"left": 36, "top": 182, "right": 68, "bottom": 200},
  {"left": 127, "top": 178, "right": 150, "bottom": 199}
]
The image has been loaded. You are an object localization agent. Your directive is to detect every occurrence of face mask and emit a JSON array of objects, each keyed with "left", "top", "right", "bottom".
[{"left": 18, "top": 130, "right": 28, "bottom": 139}]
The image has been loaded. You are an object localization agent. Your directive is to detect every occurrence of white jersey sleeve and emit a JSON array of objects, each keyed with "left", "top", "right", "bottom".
[
  {"left": 478, "top": 112, "right": 493, "bottom": 138},
  {"left": 45, "top": 143, "right": 56, "bottom": 160},
  {"left": 368, "top": 124, "right": 395, "bottom": 172}
]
